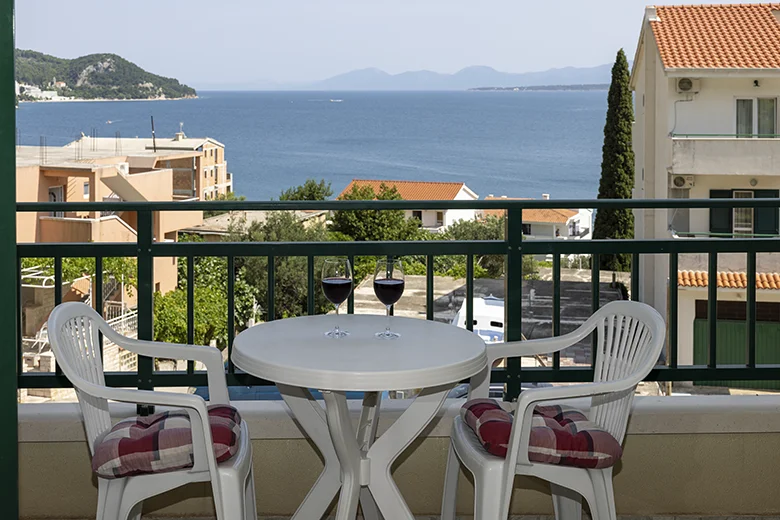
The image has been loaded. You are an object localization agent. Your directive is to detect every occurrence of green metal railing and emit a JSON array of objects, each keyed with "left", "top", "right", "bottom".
[{"left": 16, "top": 197, "right": 780, "bottom": 399}]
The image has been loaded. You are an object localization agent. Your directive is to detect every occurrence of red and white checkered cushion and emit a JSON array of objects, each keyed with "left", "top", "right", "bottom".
[
  {"left": 92, "top": 404, "right": 242, "bottom": 479},
  {"left": 460, "top": 398, "right": 622, "bottom": 469}
]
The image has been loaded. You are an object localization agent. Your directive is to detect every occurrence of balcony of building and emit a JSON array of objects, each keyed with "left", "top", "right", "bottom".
[
  {"left": 10, "top": 198, "right": 780, "bottom": 519},
  {"left": 671, "top": 134, "right": 780, "bottom": 177}
]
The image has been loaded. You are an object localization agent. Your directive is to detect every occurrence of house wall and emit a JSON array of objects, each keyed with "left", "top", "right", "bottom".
[
  {"left": 677, "top": 288, "right": 780, "bottom": 365},
  {"left": 199, "top": 144, "right": 229, "bottom": 199},
  {"left": 444, "top": 188, "right": 478, "bottom": 227}
]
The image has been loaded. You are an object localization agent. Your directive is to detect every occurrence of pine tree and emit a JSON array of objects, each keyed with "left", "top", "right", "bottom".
[{"left": 593, "top": 49, "right": 635, "bottom": 272}]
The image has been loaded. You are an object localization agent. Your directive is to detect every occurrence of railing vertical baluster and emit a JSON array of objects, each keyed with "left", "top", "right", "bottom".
[
  {"left": 16, "top": 256, "right": 22, "bottom": 376},
  {"left": 95, "top": 256, "right": 104, "bottom": 361},
  {"left": 307, "top": 255, "right": 315, "bottom": 315},
  {"left": 186, "top": 255, "right": 194, "bottom": 375},
  {"left": 708, "top": 252, "right": 718, "bottom": 369},
  {"left": 631, "top": 252, "right": 640, "bottom": 301},
  {"left": 347, "top": 255, "right": 355, "bottom": 315},
  {"left": 552, "top": 253, "right": 561, "bottom": 371},
  {"left": 669, "top": 252, "right": 678, "bottom": 369},
  {"left": 267, "top": 256, "right": 275, "bottom": 321},
  {"left": 505, "top": 208, "right": 523, "bottom": 401},
  {"left": 591, "top": 253, "right": 600, "bottom": 368},
  {"left": 136, "top": 210, "right": 154, "bottom": 414},
  {"left": 54, "top": 256, "right": 62, "bottom": 376},
  {"left": 227, "top": 256, "right": 235, "bottom": 374},
  {"left": 466, "top": 254, "right": 474, "bottom": 332},
  {"left": 426, "top": 255, "right": 434, "bottom": 321},
  {"left": 746, "top": 251, "right": 757, "bottom": 368}
]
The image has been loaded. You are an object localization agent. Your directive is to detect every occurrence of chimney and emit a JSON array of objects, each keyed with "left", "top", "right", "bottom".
[
  {"left": 487, "top": 194, "right": 494, "bottom": 198},
  {"left": 647, "top": 6, "right": 659, "bottom": 22},
  {"left": 542, "top": 193, "right": 550, "bottom": 200},
  {"left": 501, "top": 195, "right": 508, "bottom": 199},
  {"left": 173, "top": 132, "right": 185, "bottom": 141}
]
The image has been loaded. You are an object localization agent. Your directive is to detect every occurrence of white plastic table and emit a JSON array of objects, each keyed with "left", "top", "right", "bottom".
[{"left": 232, "top": 314, "right": 487, "bottom": 520}]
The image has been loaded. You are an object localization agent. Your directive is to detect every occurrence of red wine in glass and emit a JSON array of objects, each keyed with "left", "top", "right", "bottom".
[
  {"left": 373, "top": 279, "right": 405, "bottom": 306},
  {"left": 321, "top": 257, "right": 353, "bottom": 338},
  {"left": 322, "top": 278, "right": 353, "bottom": 305},
  {"left": 374, "top": 259, "right": 405, "bottom": 339}
]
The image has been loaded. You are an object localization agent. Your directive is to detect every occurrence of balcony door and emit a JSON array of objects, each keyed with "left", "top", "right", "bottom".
[
  {"left": 48, "top": 186, "right": 64, "bottom": 218},
  {"left": 736, "top": 98, "right": 777, "bottom": 137},
  {"left": 710, "top": 189, "right": 780, "bottom": 237}
]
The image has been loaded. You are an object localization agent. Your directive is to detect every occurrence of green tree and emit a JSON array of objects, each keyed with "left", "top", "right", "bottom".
[
  {"left": 330, "top": 183, "right": 424, "bottom": 242},
  {"left": 279, "top": 179, "right": 333, "bottom": 201},
  {"left": 21, "top": 256, "right": 137, "bottom": 291},
  {"left": 153, "top": 234, "right": 257, "bottom": 348},
  {"left": 593, "top": 49, "right": 635, "bottom": 272},
  {"left": 235, "top": 212, "right": 333, "bottom": 320}
]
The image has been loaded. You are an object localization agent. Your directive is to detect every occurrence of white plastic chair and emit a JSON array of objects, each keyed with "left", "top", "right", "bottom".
[
  {"left": 48, "top": 302, "right": 257, "bottom": 520},
  {"left": 441, "top": 300, "right": 666, "bottom": 520}
]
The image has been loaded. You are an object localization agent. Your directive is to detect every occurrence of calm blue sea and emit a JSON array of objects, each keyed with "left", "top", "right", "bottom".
[{"left": 15, "top": 91, "right": 607, "bottom": 201}]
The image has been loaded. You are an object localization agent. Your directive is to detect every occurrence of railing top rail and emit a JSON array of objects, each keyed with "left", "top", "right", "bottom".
[{"left": 16, "top": 197, "right": 780, "bottom": 212}]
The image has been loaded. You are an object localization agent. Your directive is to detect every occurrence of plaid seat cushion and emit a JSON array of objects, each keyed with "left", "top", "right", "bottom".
[
  {"left": 460, "top": 398, "right": 622, "bottom": 469},
  {"left": 92, "top": 404, "right": 242, "bottom": 479}
]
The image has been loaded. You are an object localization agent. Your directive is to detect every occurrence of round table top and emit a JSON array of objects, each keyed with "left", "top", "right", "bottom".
[{"left": 231, "top": 315, "right": 487, "bottom": 392}]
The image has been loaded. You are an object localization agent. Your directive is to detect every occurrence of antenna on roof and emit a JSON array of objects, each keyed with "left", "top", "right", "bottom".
[{"left": 151, "top": 116, "right": 157, "bottom": 152}]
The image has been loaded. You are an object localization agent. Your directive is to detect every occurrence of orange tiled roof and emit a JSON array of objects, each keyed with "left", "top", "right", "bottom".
[
  {"left": 482, "top": 196, "right": 577, "bottom": 223},
  {"left": 651, "top": 4, "right": 780, "bottom": 70},
  {"left": 678, "top": 270, "right": 780, "bottom": 290},
  {"left": 339, "top": 179, "right": 469, "bottom": 200}
]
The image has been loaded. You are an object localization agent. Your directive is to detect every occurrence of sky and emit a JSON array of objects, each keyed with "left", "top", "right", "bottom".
[{"left": 14, "top": 0, "right": 769, "bottom": 89}]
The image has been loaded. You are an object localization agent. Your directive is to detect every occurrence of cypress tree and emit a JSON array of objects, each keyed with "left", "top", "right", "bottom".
[{"left": 593, "top": 49, "right": 635, "bottom": 272}]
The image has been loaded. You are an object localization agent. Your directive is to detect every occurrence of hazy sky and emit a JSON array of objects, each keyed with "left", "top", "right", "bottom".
[{"left": 15, "top": 0, "right": 767, "bottom": 88}]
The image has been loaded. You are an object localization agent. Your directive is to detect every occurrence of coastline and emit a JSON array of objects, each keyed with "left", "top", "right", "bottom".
[{"left": 18, "top": 96, "right": 198, "bottom": 104}]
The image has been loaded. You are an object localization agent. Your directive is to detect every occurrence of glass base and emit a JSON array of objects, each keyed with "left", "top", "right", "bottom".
[
  {"left": 325, "top": 329, "right": 350, "bottom": 338},
  {"left": 375, "top": 331, "right": 400, "bottom": 340}
]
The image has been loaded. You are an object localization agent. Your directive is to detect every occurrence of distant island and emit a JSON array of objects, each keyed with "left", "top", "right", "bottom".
[
  {"left": 15, "top": 49, "right": 197, "bottom": 102},
  {"left": 469, "top": 84, "right": 610, "bottom": 92}
]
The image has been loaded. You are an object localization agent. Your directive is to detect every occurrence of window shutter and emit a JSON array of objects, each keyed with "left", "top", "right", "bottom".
[
  {"left": 754, "top": 190, "right": 779, "bottom": 236},
  {"left": 709, "top": 190, "right": 733, "bottom": 236}
]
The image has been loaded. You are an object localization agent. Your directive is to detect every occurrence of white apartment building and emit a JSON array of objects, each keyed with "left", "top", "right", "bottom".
[{"left": 632, "top": 3, "right": 780, "bottom": 368}]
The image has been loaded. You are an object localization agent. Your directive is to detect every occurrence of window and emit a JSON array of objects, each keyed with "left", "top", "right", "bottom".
[
  {"left": 568, "top": 220, "right": 580, "bottom": 236},
  {"left": 710, "top": 189, "right": 780, "bottom": 237},
  {"left": 155, "top": 283, "right": 161, "bottom": 293},
  {"left": 83, "top": 182, "right": 90, "bottom": 199},
  {"left": 412, "top": 210, "right": 422, "bottom": 222},
  {"left": 522, "top": 224, "right": 532, "bottom": 235},
  {"left": 436, "top": 211, "right": 444, "bottom": 227},
  {"left": 669, "top": 187, "right": 690, "bottom": 233},
  {"left": 736, "top": 98, "right": 777, "bottom": 137}
]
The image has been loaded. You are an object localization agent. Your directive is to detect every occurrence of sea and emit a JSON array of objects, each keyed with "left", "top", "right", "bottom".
[{"left": 15, "top": 90, "right": 607, "bottom": 201}]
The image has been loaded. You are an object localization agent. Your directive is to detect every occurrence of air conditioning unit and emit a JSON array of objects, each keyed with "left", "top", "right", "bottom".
[
  {"left": 676, "top": 78, "right": 701, "bottom": 94},
  {"left": 116, "top": 162, "right": 129, "bottom": 176},
  {"left": 671, "top": 175, "right": 695, "bottom": 189}
]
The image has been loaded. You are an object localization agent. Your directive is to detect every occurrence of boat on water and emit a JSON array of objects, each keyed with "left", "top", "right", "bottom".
[
  {"left": 452, "top": 295, "right": 505, "bottom": 344},
  {"left": 329, "top": 99, "right": 343, "bottom": 103}
]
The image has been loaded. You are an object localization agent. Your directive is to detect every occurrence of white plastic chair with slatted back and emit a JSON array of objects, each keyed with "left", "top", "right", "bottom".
[
  {"left": 441, "top": 300, "right": 665, "bottom": 520},
  {"left": 48, "top": 302, "right": 256, "bottom": 520}
]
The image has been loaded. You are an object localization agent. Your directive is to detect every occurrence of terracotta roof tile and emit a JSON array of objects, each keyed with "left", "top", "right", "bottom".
[
  {"left": 652, "top": 4, "right": 780, "bottom": 70},
  {"left": 678, "top": 270, "right": 780, "bottom": 290},
  {"left": 339, "top": 179, "right": 469, "bottom": 200},
  {"left": 482, "top": 196, "right": 577, "bottom": 223}
]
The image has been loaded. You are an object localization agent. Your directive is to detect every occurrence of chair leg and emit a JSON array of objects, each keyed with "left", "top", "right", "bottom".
[
  {"left": 216, "top": 472, "right": 247, "bottom": 520},
  {"left": 244, "top": 467, "right": 258, "bottom": 520},
  {"left": 473, "top": 466, "right": 506, "bottom": 520},
  {"left": 551, "top": 483, "right": 582, "bottom": 520},
  {"left": 588, "top": 469, "right": 617, "bottom": 520},
  {"left": 440, "top": 443, "right": 460, "bottom": 520},
  {"left": 97, "top": 478, "right": 124, "bottom": 520}
]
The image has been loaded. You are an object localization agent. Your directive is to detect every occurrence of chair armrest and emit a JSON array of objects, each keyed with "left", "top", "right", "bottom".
[
  {"left": 506, "top": 378, "right": 638, "bottom": 467},
  {"left": 78, "top": 379, "right": 219, "bottom": 475},
  {"left": 468, "top": 333, "right": 592, "bottom": 399},
  {"left": 101, "top": 330, "right": 229, "bottom": 405}
]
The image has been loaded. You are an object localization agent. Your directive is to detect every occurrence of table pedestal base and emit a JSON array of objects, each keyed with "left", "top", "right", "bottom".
[{"left": 279, "top": 383, "right": 454, "bottom": 520}]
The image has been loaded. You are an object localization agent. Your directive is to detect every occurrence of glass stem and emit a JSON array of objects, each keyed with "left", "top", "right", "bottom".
[
  {"left": 335, "top": 304, "right": 340, "bottom": 336},
  {"left": 386, "top": 305, "right": 391, "bottom": 336}
]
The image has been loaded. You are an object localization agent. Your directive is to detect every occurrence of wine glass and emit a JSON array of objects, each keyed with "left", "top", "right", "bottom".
[
  {"left": 321, "top": 257, "right": 353, "bottom": 338},
  {"left": 373, "top": 258, "right": 405, "bottom": 339}
]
